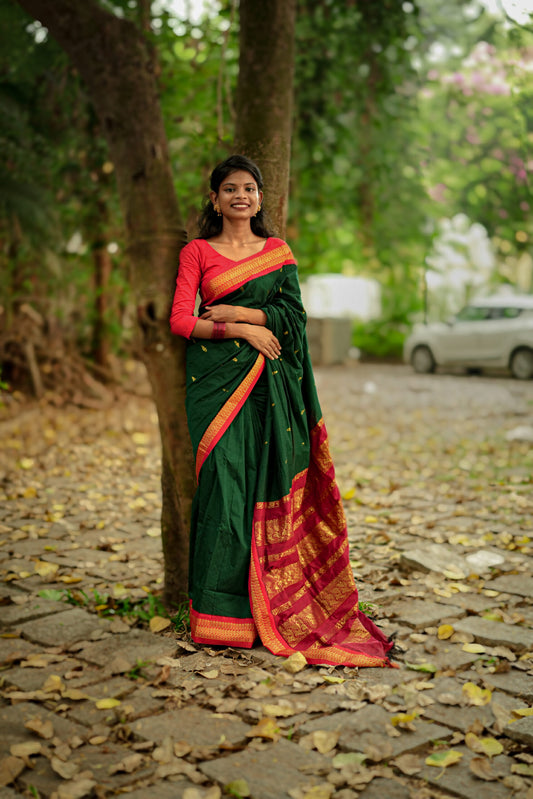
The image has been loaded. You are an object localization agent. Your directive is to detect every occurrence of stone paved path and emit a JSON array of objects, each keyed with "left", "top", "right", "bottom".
[{"left": 1, "top": 364, "right": 532, "bottom": 799}]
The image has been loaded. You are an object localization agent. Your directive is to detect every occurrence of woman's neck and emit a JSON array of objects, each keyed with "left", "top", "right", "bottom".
[{"left": 214, "top": 220, "right": 262, "bottom": 246}]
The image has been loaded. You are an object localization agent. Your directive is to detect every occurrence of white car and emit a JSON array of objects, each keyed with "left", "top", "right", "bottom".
[{"left": 404, "top": 295, "right": 533, "bottom": 380}]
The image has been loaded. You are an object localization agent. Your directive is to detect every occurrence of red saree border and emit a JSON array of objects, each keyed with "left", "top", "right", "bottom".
[
  {"left": 189, "top": 601, "right": 257, "bottom": 648},
  {"left": 204, "top": 243, "right": 294, "bottom": 302},
  {"left": 195, "top": 352, "right": 265, "bottom": 479},
  {"left": 249, "top": 420, "right": 394, "bottom": 668}
]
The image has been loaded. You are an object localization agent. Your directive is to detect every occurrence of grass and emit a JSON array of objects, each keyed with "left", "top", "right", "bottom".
[{"left": 38, "top": 587, "right": 190, "bottom": 633}]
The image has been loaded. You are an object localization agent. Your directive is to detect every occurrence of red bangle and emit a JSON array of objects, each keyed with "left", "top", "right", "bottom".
[{"left": 212, "top": 321, "right": 226, "bottom": 340}]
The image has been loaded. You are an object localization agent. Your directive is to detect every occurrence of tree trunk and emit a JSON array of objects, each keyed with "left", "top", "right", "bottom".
[
  {"left": 15, "top": 0, "right": 195, "bottom": 605},
  {"left": 234, "top": 0, "right": 297, "bottom": 237}
]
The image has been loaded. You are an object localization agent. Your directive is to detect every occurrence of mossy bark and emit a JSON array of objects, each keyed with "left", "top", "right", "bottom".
[
  {"left": 234, "top": 0, "right": 297, "bottom": 237},
  {"left": 16, "top": 0, "right": 194, "bottom": 605}
]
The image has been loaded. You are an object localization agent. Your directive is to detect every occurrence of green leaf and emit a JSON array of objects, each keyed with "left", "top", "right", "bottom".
[
  {"left": 405, "top": 661, "right": 437, "bottom": 673},
  {"left": 38, "top": 589, "right": 65, "bottom": 602}
]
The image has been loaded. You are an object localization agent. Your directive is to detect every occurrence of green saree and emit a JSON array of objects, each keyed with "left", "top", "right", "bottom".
[{"left": 183, "top": 239, "right": 393, "bottom": 667}]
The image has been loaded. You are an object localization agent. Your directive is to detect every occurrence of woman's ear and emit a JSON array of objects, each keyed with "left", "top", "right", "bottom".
[{"left": 209, "top": 190, "right": 218, "bottom": 206}]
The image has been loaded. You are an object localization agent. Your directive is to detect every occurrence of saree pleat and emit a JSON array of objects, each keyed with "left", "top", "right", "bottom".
[{"left": 185, "top": 242, "right": 393, "bottom": 667}]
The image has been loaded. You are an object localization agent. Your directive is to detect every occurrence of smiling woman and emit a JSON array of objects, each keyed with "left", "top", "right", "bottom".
[{"left": 169, "top": 154, "right": 394, "bottom": 667}]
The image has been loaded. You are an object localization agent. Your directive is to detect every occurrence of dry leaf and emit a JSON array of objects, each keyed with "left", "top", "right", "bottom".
[
  {"left": 55, "top": 778, "right": 97, "bottom": 799},
  {"left": 153, "top": 736, "right": 174, "bottom": 764},
  {"left": 469, "top": 756, "right": 500, "bottom": 781},
  {"left": 246, "top": 718, "right": 281, "bottom": 741},
  {"left": 94, "top": 698, "right": 121, "bottom": 709},
  {"left": 302, "top": 786, "right": 334, "bottom": 799},
  {"left": 33, "top": 560, "right": 60, "bottom": 578},
  {"left": 282, "top": 652, "right": 308, "bottom": 673},
  {"left": 312, "top": 730, "right": 339, "bottom": 754},
  {"left": 392, "top": 753, "right": 422, "bottom": 775},
  {"left": 261, "top": 703, "right": 294, "bottom": 717},
  {"left": 0, "top": 756, "right": 25, "bottom": 787},
  {"left": 511, "top": 763, "right": 533, "bottom": 776},
  {"left": 43, "top": 674, "right": 64, "bottom": 693},
  {"left": 199, "top": 669, "right": 219, "bottom": 679},
  {"left": 465, "top": 733, "right": 503, "bottom": 758},
  {"left": 108, "top": 753, "right": 144, "bottom": 774},
  {"left": 149, "top": 616, "right": 171, "bottom": 633},
  {"left": 51, "top": 756, "right": 79, "bottom": 780},
  {"left": 25, "top": 717, "right": 54, "bottom": 739},
  {"left": 462, "top": 682, "right": 491, "bottom": 706},
  {"left": 462, "top": 643, "right": 486, "bottom": 654},
  {"left": 332, "top": 752, "right": 366, "bottom": 769},
  {"left": 10, "top": 741, "right": 42, "bottom": 759}
]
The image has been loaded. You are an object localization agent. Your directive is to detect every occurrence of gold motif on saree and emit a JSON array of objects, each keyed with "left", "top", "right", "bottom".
[{"left": 205, "top": 244, "right": 293, "bottom": 300}]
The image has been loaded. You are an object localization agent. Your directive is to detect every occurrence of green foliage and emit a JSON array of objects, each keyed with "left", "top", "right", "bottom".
[{"left": 38, "top": 587, "right": 190, "bottom": 633}]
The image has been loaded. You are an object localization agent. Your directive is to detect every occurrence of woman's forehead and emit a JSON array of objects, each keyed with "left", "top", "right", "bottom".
[{"left": 220, "top": 170, "right": 257, "bottom": 186}]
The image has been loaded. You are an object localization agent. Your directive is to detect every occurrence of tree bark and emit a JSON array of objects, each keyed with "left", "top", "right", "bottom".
[
  {"left": 15, "top": 0, "right": 195, "bottom": 605},
  {"left": 234, "top": 0, "right": 297, "bottom": 237}
]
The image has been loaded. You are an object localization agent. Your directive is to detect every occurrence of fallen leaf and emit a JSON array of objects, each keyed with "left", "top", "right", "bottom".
[
  {"left": 199, "top": 669, "right": 219, "bottom": 679},
  {"left": 55, "top": 778, "right": 97, "bottom": 799},
  {"left": 108, "top": 753, "right": 144, "bottom": 774},
  {"left": 33, "top": 560, "right": 60, "bottom": 578},
  {"left": 312, "top": 730, "right": 339, "bottom": 754},
  {"left": 392, "top": 753, "right": 422, "bottom": 775},
  {"left": 390, "top": 711, "right": 418, "bottom": 727},
  {"left": 261, "top": 703, "right": 294, "bottom": 717},
  {"left": 469, "top": 756, "right": 500, "bottom": 781},
  {"left": 246, "top": 718, "right": 281, "bottom": 741},
  {"left": 465, "top": 733, "right": 503, "bottom": 758},
  {"left": 153, "top": 736, "right": 174, "bottom": 764},
  {"left": 463, "top": 682, "right": 491, "bottom": 706},
  {"left": 462, "top": 643, "right": 486, "bottom": 654},
  {"left": 149, "top": 616, "right": 171, "bottom": 633},
  {"left": 61, "top": 689, "right": 90, "bottom": 701},
  {"left": 405, "top": 662, "right": 437, "bottom": 673},
  {"left": 51, "top": 756, "right": 79, "bottom": 780},
  {"left": 512, "top": 708, "right": 533, "bottom": 717},
  {"left": 43, "top": 674, "right": 64, "bottom": 693},
  {"left": 511, "top": 763, "right": 533, "bottom": 776},
  {"left": 224, "top": 779, "right": 251, "bottom": 797},
  {"left": 94, "top": 698, "right": 121, "bottom": 709},
  {"left": 332, "top": 752, "right": 367, "bottom": 769},
  {"left": 302, "top": 786, "right": 334, "bottom": 799},
  {"left": 437, "top": 625, "right": 454, "bottom": 640},
  {"left": 425, "top": 749, "right": 463, "bottom": 768},
  {"left": 10, "top": 741, "right": 42, "bottom": 760},
  {"left": 282, "top": 652, "right": 308, "bottom": 674},
  {"left": 0, "top": 756, "right": 25, "bottom": 787},
  {"left": 24, "top": 717, "right": 54, "bottom": 739}
]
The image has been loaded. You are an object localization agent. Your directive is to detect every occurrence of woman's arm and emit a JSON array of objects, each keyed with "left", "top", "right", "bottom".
[
  {"left": 200, "top": 304, "right": 267, "bottom": 326},
  {"left": 190, "top": 318, "right": 281, "bottom": 360}
]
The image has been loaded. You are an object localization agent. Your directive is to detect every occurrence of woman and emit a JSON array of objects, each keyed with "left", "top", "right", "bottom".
[{"left": 170, "top": 155, "right": 393, "bottom": 667}]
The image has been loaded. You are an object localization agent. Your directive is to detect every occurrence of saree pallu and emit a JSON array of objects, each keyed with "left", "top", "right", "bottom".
[{"left": 186, "top": 243, "right": 393, "bottom": 667}]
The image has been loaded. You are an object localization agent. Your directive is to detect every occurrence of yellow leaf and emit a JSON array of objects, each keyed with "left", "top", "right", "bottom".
[
  {"left": 33, "top": 560, "right": 59, "bottom": 578},
  {"left": 18, "top": 458, "right": 35, "bottom": 470},
  {"left": 512, "top": 707, "right": 533, "bottom": 717},
  {"left": 246, "top": 717, "right": 281, "bottom": 741},
  {"left": 390, "top": 711, "right": 418, "bottom": 727},
  {"left": 462, "top": 643, "right": 486, "bottom": 654},
  {"left": 61, "top": 689, "right": 90, "bottom": 701},
  {"left": 437, "top": 625, "right": 454, "bottom": 640},
  {"left": 42, "top": 674, "right": 63, "bottom": 693},
  {"left": 95, "top": 698, "right": 121, "bottom": 709},
  {"left": 132, "top": 432, "right": 149, "bottom": 445},
  {"left": 146, "top": 527, "right": 160, "bottom": 537},
  {"left": 22, "top": 487, "right": 37, "bottom": 498},
  {"left": 224, "top": 780, "right": 250, "bottom": 797},
  {"left": 58, "top": 575, "right": 83, "bottom": 584},
  {"left": 322, "top": 675, "right": 345, "bottom": 684},
  {"left": 343, "top": 488, "right": 356, "bottom": 500},
  {"left": 462, "top": 682, "right": 491, "bottom": 706},
  {"left": 149, "top": 616, "right": 171, "bottom": 633},
  {"left": 365, "top": 515, "right": 378, "bottom": 523},
  {"left": 261, "top": 703, "right": 294, "bottom": 717},
  {"left": 425, "top": 750, "right": 463, "bottom": 768},
  {"left": 465, "top": 733, "right": 503, "bottom": 757},
  {"left": 112, "top": 583, "right": 127, "bottom": 598},
  {"left": 282, "top": 651, "right": 307, "bottom": 673}
]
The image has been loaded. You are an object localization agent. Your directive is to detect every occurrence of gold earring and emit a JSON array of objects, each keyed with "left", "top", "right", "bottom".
[
  {"left": 214, "top": 202, "right": 221, "bottom": 216},
  {"left": 255, "top": 204, "right": 261, "bottom": 216}
]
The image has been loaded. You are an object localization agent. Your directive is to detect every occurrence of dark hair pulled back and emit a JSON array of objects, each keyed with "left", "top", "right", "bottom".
[{"left": 197, "top": 154, "right": 274, "bottom": 239}]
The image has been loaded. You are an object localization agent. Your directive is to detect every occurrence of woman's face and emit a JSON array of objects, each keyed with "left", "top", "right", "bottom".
[{"left": 211, "top": 170, "right": 263, "bottom": 222}]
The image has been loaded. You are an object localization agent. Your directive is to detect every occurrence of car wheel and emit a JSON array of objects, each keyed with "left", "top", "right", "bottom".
[
  {"left": 411, "top": 345, "right": 435, "bottom": 374},
  {"left": 510, "top": 348, "right": 533, "bottom": 380}
]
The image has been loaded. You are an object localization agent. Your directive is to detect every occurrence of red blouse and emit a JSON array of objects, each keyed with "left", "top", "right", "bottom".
[{"left": 169, "top": 237, "right": 287, "bottom": 339}]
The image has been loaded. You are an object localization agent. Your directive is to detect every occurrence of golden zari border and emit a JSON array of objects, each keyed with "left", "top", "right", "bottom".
[
  {"left": 205, "top": 244, "right": 293, "bottom": 301},
  {"left": 195, "top": 353, "right": 265, "bottom": 479},
  {"left": 189, "top": 602, "right": 257, "bottom": 648}
]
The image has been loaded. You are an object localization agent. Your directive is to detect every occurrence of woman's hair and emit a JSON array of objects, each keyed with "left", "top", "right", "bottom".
[{"left": 197, "top": 154, "right": 275, "bottom": 239}]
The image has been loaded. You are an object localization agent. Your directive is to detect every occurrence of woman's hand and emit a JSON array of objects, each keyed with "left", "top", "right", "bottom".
[
  {"left": 242, "top": 324, "right": 281, "bottom": 360},
  {"left": 200, "top": 304, "right": 242, "bottom": 323}
]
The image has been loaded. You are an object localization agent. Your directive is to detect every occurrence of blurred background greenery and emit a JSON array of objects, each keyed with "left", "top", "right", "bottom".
[{"left": 1, "top": 0, "right": 532, "bottom": 378}]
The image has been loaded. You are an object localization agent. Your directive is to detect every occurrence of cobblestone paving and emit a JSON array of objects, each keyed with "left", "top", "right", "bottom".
[{"left": 0, "top": 364, "right": 532, "bottom": 799}]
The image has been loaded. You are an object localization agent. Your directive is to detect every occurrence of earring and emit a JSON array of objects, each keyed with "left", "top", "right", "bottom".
[
  {"left": 255, "top": 204, "right": 261, "bottom": 217},
  {"left": 214, "top": 203, "right": 221, "bottom": 216}
]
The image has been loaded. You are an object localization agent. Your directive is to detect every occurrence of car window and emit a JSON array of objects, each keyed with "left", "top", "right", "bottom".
[{"left": 455, "top": 306, "right": 491, "bottom": 322}]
